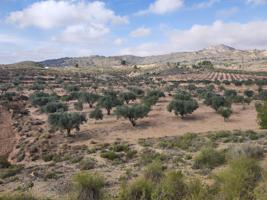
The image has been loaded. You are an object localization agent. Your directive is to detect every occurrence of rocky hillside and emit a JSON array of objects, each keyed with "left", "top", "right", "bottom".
[{"left": 3, "top": 45, "right": 267, "bottom": 70}]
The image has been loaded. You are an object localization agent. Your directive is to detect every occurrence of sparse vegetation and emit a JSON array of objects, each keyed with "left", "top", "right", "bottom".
[{"left": 1, "top": 62, "right": 267, "bottom": 199}]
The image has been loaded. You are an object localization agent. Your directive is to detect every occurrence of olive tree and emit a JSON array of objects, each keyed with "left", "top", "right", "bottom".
[
  {"left": 218, "top": 107, "right": 233, "bottom": 121},
  {"left": 89, "top": 107, "right": 103, "bottom": 122},
  {"left": 79, "top": 92, "right": 99, "bottom": 108},
  {"left": 42, "top": 101, "right": 68, "bottom": 113},
  {"left": 168, "top": 99, "right": 198, "bottom": 118},
  {"left": 74, "top": 101, "right": 83, "bottom": 111},
  {"left": 119, "top": 91, "right": 136, "bottom": 104},
  {"left": 48, "top": 112, "right": 87, "bottom": 136},
  {"left": 224, "top": 89, "right": 237, "bottom": 101},
  {"left": 244, "top": 90, "right": 254, "bottom": 98},
  {"left": 143, "top": 89, "right": 165, "bottom": 107},
  {"left": 30, "top": 92, "right": 58, "bottom": 107},
  {"left": 210, "top": 95, "right": 230, "bottom": 111},
  {"left": 64, "top": 84, "right": 80, "bottom": 93},
  {"left": 0, "top": 84, "right": 11, "bottom": 95},
  {"left": 115, "top": 104, "right": 150, "bottom": 126},
  {"left": 98, "top": 94, "right": 122, "bottom": 115},
  {"left": 168, "top": 90, "right": 199, "bottom": 118},
  {"left": 128, "top": 86, "right": 144, "bottom": 97}
]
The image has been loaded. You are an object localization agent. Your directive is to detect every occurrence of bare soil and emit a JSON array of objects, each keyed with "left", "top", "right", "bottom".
[
  {"left": 75, "top": 97, "right": 258, "bottom": 145},
  {"left": 0, "top": 105, "right": 16, "bottom": 157}
]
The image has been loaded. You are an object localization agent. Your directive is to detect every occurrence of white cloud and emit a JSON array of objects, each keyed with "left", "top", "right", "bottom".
[
  {"left": 121, "top": 20, "right": 267, "bottom": 56},
  {"left": 137, "top": 0, "right": 183, "bottom": 15},
  {"left": 168, "top": 20, "right": 267, "bottom": 50},
  {"left": 130, "top": 27, "right": 151, "bottom": 37},
  {"left": 113, "top": 38, "right": 125, "bottom": 46},
  {"left": 216, "top": 7, "right": 239, "bottom": 18},
  {"left": 7, "top": 0, "right": 128, "bottom": 29},
  {"left": 192, "top": 0, "right": 220, "bottom": 9},
  {"left": 247, "top": 0, "right": 267, "bottom": 5},
  {"left": 59, "top": 24, "right": 109, "bottom": 42},
  {"left": 0, "top": 33, "right": 25, "bottom": 44},
  {"left": 120, "top": 42, "right": 165, "bottom": 56}
]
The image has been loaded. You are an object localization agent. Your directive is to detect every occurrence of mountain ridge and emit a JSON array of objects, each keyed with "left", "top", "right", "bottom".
[{"left": 2, "top": 45, "right": 267, "bottom": 70}]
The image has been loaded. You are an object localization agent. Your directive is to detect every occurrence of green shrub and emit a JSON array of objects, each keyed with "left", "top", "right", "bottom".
[
  {"left": 254, "top": 177, "right": 267, "bottom": 200},
  {"left": 72, "top": 171, "right": 105, "bottom": 200},
  {"left": 30, "top": 92, "right": 58, "bottom": 107},
  {"left": 140, "top": 148, "right": 167, "bottom": 165},
  {"left": 44, "top": 171, "right": 59, "bottom": 180},
  {"left": 227, "top": 144, "right": 264, "bottom": 160},
  {"left": 217, "top": 106, "right": 232, "bottom": 121},
  {"left": 185, "top": 179, "right": 211, "bottom": 200},
  {"left": 193, "top": 147, "right": 225, "bottom": 169},
  {"left": 42, "top": 154, "right": 54, "bottom": 162},
  {"left": 144, "top": 161, "right": 164, "bottom": 182},
  {"left": 89, "top": 107, "right": 103, "bottom": 121},
  {"left": 42, "top": 101, "right": 68, "bottom": 113},
  {"left": 74, "top": 101, "right": 84, "bottom": 111},
  {"left": 0, "top": 165, "right": 23, "bottom": 179},
  {"left": 0, "top": 156, "right": 11, "bottom": 168},
  {"left": 152, "top": 171, "right": 187, "bottom": 200},
  {"left": 79, "top": 158, "right": 96, "bottom": 170},
  {"left": 119, "top": 177, "right": 153, "bottom": 200},
  {"left": 100, "top": 151, "right": 120, "bottom": 161},
  {"left": 257, "top": 100, "right": 267, "bottom": 129},
  {"left": 125, "top": 149, "right": 137, "bottom": 160},
  {"left": 215, "top": 157, "right": 263, "bottom": 200},
  {"left": 110, "top": 142, "right": 129, "bottom": 152},
  {"left": 163, "top": 133, "right": 206, "bottom": 152}
]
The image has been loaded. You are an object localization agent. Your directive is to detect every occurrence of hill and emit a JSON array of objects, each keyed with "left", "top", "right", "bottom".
[{"left": 2, "top": 45, "right": 267, "bottom": 71}]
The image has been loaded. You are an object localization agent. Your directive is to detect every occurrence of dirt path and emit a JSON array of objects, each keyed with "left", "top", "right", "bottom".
[{"left": 0, "top": 105, "right": 16, "bottom": 157}]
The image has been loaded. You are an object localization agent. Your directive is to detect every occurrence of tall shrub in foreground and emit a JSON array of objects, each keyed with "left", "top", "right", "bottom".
[
  {"left": 256, "top": 100, "right": 267, "bottom": 129},
  {"left": 72, "top": 171, "right": 105, "bottom": 200},
  {"left": 215, "top": 157, "right": 263, "bottom": 200}
]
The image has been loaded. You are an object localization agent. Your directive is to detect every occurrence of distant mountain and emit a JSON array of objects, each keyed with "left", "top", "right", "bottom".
[
  {"left": 2, "top": 45, "right": 267, "bottom": 70},
  {"left": 0, "top": 61, "right": 43, "bottom": 69}
]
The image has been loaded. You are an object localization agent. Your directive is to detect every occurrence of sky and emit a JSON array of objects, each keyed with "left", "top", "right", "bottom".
[{"left": 1, "top": 0, "right": 267, "bottom": 64}]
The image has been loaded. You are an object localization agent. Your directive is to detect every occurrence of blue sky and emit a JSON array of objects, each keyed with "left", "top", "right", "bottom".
[{"left": 1, "top": 0, "right": 267, "bottom": 64}]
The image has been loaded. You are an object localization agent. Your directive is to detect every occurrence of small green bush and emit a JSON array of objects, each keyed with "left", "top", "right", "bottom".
[
  {"left": 254, "top": 177, "right": 267, "bottom": 200},
  {"left": 79, "top": 158, "right": 96, "bottom": 170},
  {"left": 74, "top": 101, "right": 84, "bottom": 111},
  {"left": 0, "top": 165, "right": 23, "bottom": 179},
  {"left": 185, "top": 179, "right": 211, "bottom": 200},
  {"left": 72, "top": 171, "right": 105, "bottom": 200},
  {"left": 152, "top": 171, "right": 187, "bottom": 200},
  {"left": 257, "top": 100, "right": 267, "bottom": 129},
  {"left": 119, "top": 177, "right": 153, "bottom": 200},
  {"left": 100, "top": 151, "right": 120, "bottom": 161},
  {"left": 227, "top": 144, "right": 264, "bottom": 160},
  {"left": 193, "top": 147, "right": 225, "bottom": 169},
  {"left": 144, "top": 161, "right": 164, "bottom": 182},
  {"left": 0, "top": 156, "right": 11, "bottom": 168},
  {"left": 216, "top": 157, "right": 263, "bottom": 200},
  {"left": 139, "top": 148, "right": 167, "bottom": 165}
]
